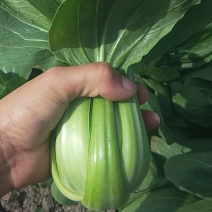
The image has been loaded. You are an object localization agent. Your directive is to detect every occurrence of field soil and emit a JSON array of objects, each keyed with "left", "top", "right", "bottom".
[{"left": 0, "top": 186, "right": 116, "bottom": 212}]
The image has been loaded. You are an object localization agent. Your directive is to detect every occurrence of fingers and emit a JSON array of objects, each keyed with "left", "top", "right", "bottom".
[
  {"left": 142, "top": 110, "right": 160, "bottom": 130},
  {"left": 137, "top": 83, "right": 148, "bottom": 105},
  {"left": 42, "top": 62, "right": 138, "bottom": 104}
]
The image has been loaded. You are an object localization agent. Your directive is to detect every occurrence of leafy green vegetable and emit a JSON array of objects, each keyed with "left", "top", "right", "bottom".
[
  {"left": 0, "top": 1, "right": 63, "bottom": 69},
  {"left": 175, "top": 200, "right": 212, "bottom": 212},
  {"left": 51, "top": 80, "right": 150, "bottom": 210},
  {"left": 158, "top": 23, "right": 212, "bottom": 70},
  {"left": 0, "top": 0, "right": 60, "bottom": 30},
  {"left": 0, "top": 71, "right": 27, "bottom": 99},
  {"left": 48, "top": 0, "right": 199, "bottom": 210},
  {"left": 0, "top": 66, "right": 32, "bottom": 79},
  {"left": 144, "top": 0, "right": 212, "bottom": 63},
  {"left": 49, "top": 0, "right": 200, "bottom": 71},
  {"left": 164, "top": 151, "right": 212, "bottom": 200},
  {"left": 0, "top": 0, "right": 211, "bottom": 211},
  {"left": 51, "top": 182, "right": 76, "bottom": 206},
  {"left": 118, "top": 187, "right": 199, "bottom": 212},
  {"left": 171, "top": 77, "right": 212, "bottom": 126}
]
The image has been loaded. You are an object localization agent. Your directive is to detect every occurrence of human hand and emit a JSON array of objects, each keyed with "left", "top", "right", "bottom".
[{"left": 0, "top": 62, "right": 160, "bottom": 196}]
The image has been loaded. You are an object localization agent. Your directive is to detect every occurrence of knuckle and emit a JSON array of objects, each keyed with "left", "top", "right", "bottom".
[{"left": 96, "top": 62, "right": 115, "bottom": 81}]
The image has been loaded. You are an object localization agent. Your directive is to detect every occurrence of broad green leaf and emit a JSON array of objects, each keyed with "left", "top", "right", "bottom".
[
  {"left": 141, "top": 92, "right": 183, "bottom": 144},
  {"left": 175, "top": 200, "right": 212, "bottom": 212},
  {"left": 159, "top": 23, "right": 212, "bottom": 70},
  {"left": 0, "top": 66, "right": 32, "bottom": 79},
  {"left": 171, "top": 78, "right": 212, "bottom": 126},
  {"left": 144, "top": 79, "right": 174, "bottom": 121},
  {"left": 51, "top": 182, "right": 76, "bottom": 206},
  {"left": 181, "top": 61, "right": 212, "bottom": 82},
  {"left": 141, "top": 78, "right": 190, "bottom": 127},
  {"left": 0, "top": 71, "right": 27, "bottom": 99},
  {"left": 136, "top": 153, "right": 166, "bottom": 192},
  {"left": 118, "top": 187, "right": 198, "bottom": 212},
  {"left": 0, "top": 3, "right": 63, "bottom": 69},
  {"left": 164, "top": 151, "right": 212, "bottom": 200},
  {"left": 144, "top": 0, "right": 212, "bottom": 62},
  {"left": 0, "top": 49, "right": 64, "bottom": 69},
  {"left": 49, "top": 0, "right": 200, "bottom": 71},
  {"left": 0, "top": 3, "right": 49, "bottom": 50},
  {"left": 0, "top": 0, "right": 61, "bottom": 30},
  {"left": 133, "top": 61, "right": 181, "bottom": 82}
]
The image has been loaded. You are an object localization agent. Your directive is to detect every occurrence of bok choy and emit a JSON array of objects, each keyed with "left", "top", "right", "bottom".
[{"left": 48, "top": 0, "right": 200, "bottom": 210}]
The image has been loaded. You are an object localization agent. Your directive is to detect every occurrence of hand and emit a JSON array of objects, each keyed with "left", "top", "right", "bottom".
[{"left": 0, "top": 62, "right": 160, "bottom": 196}]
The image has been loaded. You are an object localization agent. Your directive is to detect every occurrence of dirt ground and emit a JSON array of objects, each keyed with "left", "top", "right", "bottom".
[{"left": 0, "top": 186, "right": 116, "bottom": 212}]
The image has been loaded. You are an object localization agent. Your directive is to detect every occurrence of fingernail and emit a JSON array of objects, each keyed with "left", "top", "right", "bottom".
[
  {"left": 155, "top": 113, "right": 160, "bottom": 124},
  {"left": 121, "top": 76, "right": 137, "bottom": 92}
]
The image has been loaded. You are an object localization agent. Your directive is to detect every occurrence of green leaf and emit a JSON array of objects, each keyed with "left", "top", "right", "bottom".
[
  {"left": 0, "top": 49, "right": 64, "bottom": 70},
  {"left": 118, "top": 187, "right": 198, "bottom": 212},
  {"left": 159, "top": 23, "right": 212, "bottom": 70},
  {"left": 164, "top": 151, "right": 212, "bottom": 200},
  {"left": 141, "top": 92, "right": 184, "bottom": 144},
  {"left": 37, "top": 178, "right": 53, "bottom": 188},
  {"left": 49, "top": 0, "right": 199, "bottom": 70},
  {"left": 51, "top": 182, "right": 76, "bottom": 206},
  {"left": 0, "top": 3, "right": 63, "bottom": 69},
  {"left": 171, "top": 78, "right": 212, "bottom": 126},
  {"left": 144, "top": 0, "right": 212, "bottom": 62},
  {"left": 141, "top": 78, "right": 190, "bottom": 127},
  {"left": 175, "top": 200, "right": 212, "bottom": 212},
  {"left": 0, "top": 66, "right": 32, "bottom": 79},
  {"left": 0, "top": 3, "right": 49, "bottom": 50},
  {"left": 0, "top": 0, "right": 61, "bottom": 30},
  {"left": 181, "top": 61, "right": 212, "bottom": 82},
  {"left": 0, "top": 71, "right": 27, "bottom": 99},
  {"left": 136, "top": 153, "right": 166, "bottom": 192},
  {"left": 133, "top": 62, "right": 181, "bottom": 82}
]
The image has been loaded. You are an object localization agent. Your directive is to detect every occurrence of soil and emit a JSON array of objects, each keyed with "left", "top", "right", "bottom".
[{"left": 0, "top": 186, "right": 117, "bottom": 212}]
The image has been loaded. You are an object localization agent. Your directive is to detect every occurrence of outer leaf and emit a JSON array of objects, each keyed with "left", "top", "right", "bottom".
[
  {"left": 82, "top": 97, "right": 129, "bottom": 210},
  {"left": 141, "top": 92, "right": 184, "bottom": 144},
  {"left": 54, "top": 98, "right": 91, "bottom": 199},
  {"left": 144, "top": 0, "right": 212, "bottom": 62},
  {"left": 0, "top": 49, "right": 64, "bottom": 69},
  {"left": 118, "top": 187, "right": 198, "bottom": 212},
  {"left": 171, "top": 78, "right": 212, "bottom": 126},
  {"left": 136, "top": 153, "right": 166, "bottom": 192},
  {"left": 0, "top": 0, "right": 60, "bottom": 30},
  {"left": 159, "top": 23, "right": 212, "bottom": 70},
  {"left": 0, "top": 3, "right": 49, "bottom": 50},
  {"left": 0, "top": 71, "right": 27, "bottom": 99},
  {"left": 51, "top": 182, "right": 76, "bottom": 206},
  {"left": 0, "top": 3, "right": 63, "bottom": 69},
  {"left": 175, "top": 200, "right": 212, "bottom": 212},
  {"left": 164, "top": 151, "right": 212, "bottom": 200},
  {"left": 181, "top": 61, "right": 212, "bottom": 82},
  {"left": 132, "top": 61, "right": 181, "bottom": 82},
  {"left": 37, "top": 178, "right": 53, "bottom": 188},
  {"left": 49, "top": 0, "right": 200, "bottom": 70},
  {"left": 115, "top": 72, "right": 150, "bottom": 193},
  {"left": 0, "top": 66, "right": 32, "bottom": 79}
]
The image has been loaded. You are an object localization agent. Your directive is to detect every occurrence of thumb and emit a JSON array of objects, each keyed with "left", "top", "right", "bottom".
[{"left": 43, "top": 62, "right": 138, "bottom": 103}]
